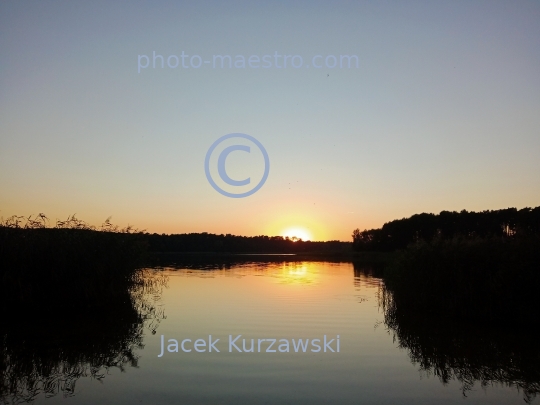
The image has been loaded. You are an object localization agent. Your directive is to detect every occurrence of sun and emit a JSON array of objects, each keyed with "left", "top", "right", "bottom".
[{"left": 281, "top": 227, "right": 313, "bottom": 242}]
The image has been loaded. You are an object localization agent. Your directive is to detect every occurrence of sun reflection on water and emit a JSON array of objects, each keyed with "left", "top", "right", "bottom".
[{"left": 272, "top": 262, "right": 319, "bottom": 286}]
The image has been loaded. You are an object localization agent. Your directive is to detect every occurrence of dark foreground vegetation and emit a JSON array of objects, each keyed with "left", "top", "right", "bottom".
[
  {"left": 0, "top": 214, "right": 148, "bottom": 314},
  {"left": 352, "top": 206, "right": 540, "bottom": 324},
  {"left": 384, "top": 236, "right": 540, "bottom": 323},
  {"left": 1, "top": 214, "right": 167, "bottom": 402}
]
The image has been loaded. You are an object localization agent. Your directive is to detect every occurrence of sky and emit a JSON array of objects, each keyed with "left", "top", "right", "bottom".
[{"left": 1, "top": 0, "right": 539, "bottom": 241}]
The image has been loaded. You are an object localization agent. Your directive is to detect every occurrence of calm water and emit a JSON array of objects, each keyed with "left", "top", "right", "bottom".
[{"left": 2, "top": 260, "right": 538, "bottom": 404}]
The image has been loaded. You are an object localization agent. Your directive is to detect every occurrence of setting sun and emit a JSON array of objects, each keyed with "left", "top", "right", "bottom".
[{"left": 281, "top": 227, "right": 313, "bottom": 242}]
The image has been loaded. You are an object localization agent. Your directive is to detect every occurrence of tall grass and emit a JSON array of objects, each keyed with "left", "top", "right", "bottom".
[{"left": 0, "top": 214, "right": 148, "bottom": 314}]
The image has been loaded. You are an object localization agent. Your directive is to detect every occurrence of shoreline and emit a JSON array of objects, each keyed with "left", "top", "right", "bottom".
[{"left": 147, "top": 250, "right": 395, "bottom": 265}]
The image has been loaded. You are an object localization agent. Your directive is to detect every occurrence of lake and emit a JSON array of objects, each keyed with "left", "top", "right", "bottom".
[{"left": 1, "top": 259, "right": 538, "bottom": 404}]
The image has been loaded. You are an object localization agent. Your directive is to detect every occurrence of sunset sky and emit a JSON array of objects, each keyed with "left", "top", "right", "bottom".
[{"left": 1, "top": 1, "right": 539, "bottom": 241}]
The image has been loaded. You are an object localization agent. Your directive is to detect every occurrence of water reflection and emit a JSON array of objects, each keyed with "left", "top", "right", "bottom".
[
  {"left": 0, "top": 269, "right": 167, "bottom": 403},
  {"left": 352, "top": 261, "right": 384, "bottom": 289},
  {"left": 160, "top": 259, "right": 325, "bottom": 286},
  {"left": 380, "top": 282, "right": 540, "bottom": 403},
  {"left": 269, "top": 262, "right": 319, "bottom": 285},
  {"left": 149, "top": 253, "right": 352, "bottom": 271},
  {"left": 3, "top": 260, "right": 539, "bottom": 404}
]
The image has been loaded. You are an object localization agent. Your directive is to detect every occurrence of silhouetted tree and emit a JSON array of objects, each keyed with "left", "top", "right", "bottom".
[{"left": 352, "top": 206, "right": 540, "bottom": 251}]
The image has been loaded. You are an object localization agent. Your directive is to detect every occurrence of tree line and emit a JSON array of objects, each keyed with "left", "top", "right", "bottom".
[
  {"left": 352, "top": 206, "right": 540, "bottom": 251},
  {"left": 145, "top": 233, "right": 348, "bottom": 253}
]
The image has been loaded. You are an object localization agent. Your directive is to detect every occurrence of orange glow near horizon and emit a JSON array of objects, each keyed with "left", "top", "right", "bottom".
[
  {"left": 263, "top": 210, "right": 328, "bottom": 241},
  {"left": 281, "top": 227, "right": 313, "bottom": 242}
]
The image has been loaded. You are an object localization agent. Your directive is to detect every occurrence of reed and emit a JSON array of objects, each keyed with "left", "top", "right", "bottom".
[
  {"left": 0, "top": 214, "right": 148, "bottom": 314},
  {"left": 383, "top": 235, "right": 540, "bottom": 323}
]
